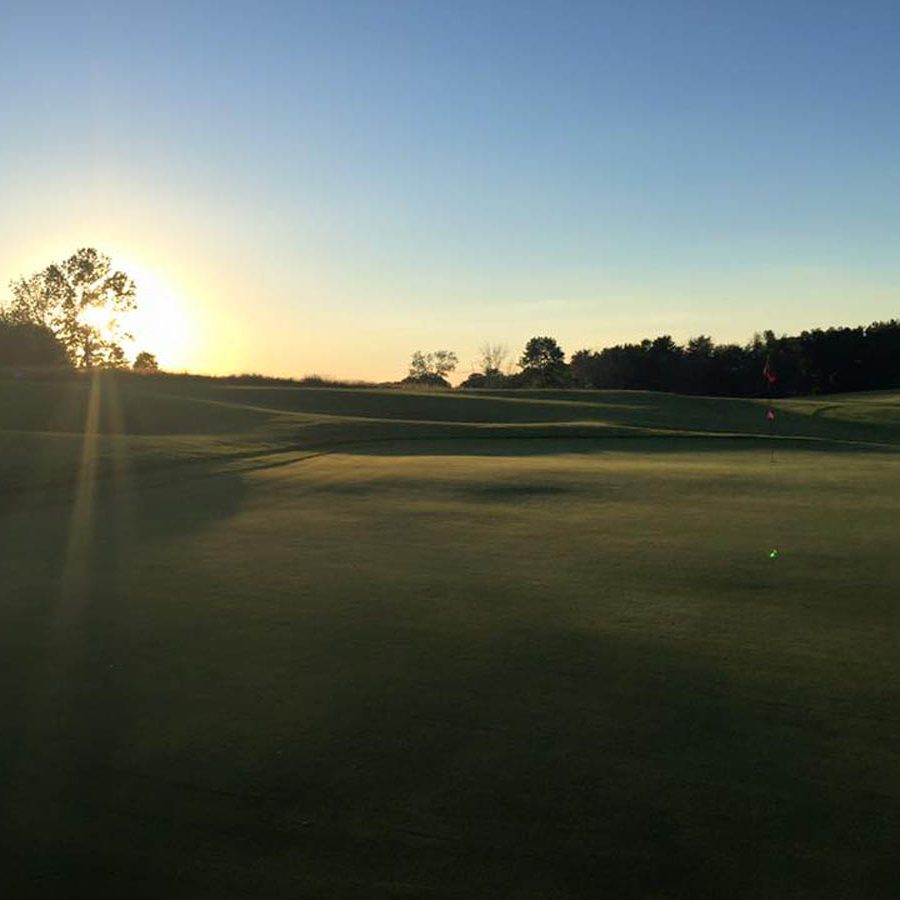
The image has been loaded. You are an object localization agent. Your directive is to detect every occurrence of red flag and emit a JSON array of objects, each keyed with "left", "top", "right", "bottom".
[
  {"left": 767, "top": 409, "right": 776, "bottom": 421},
  {"left": 763, "top": 360, "right": 777, "bottom": 384}
]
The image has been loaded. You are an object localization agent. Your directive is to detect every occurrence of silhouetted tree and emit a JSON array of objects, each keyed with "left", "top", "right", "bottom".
[
  {"left": 479, "top": 342, "right": 509, "bottom": 376},
  {"left": 432, "top": 350, "right": 458, "bottom": 379},
  {"left": 404, "top": 349, "right": 458, "bottom": 386},
  {"left": 5, "top": 248, "right": 136, "bottom": 368},
  {"left": 459, "top": 372, "right": 488, "bottom": 389},
  {"left": 0, "top": 319, "right": 69, "bottom": 368},
  {"left": 133, "top": 351, "right": 159, "bottom": 372},
  {"left": 518, "top": 336, "right": 569, "bottom": 386},
  {"left": 520, "top": 335, "right": 563, "bottom": 370},
  {"left": 457, "top": 342, "right": 511, "bottom": 389},
  {"left": 864, "top": 320, "right": 900, "bottom": 389},
  {"left": 570, "top": 349, "right": 601, "bottom": 388},
  {"left": 641, "top": 335, "right": 681, "bottom": 390},
  {"left": 680, "top": 335, "right": 715, "bottom": 393}
]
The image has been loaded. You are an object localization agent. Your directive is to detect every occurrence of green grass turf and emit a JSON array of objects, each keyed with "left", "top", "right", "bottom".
[{"left": 1, "top": 375, "right": 899, "bottom": 897}]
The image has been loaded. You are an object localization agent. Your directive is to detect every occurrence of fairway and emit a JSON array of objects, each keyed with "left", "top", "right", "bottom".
[{"left": 2, "top": 378, "right": 900, "bottom": 897}]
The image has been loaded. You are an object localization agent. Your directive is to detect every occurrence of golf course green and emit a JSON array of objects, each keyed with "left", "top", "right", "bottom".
[{"left": 2, "top": 374, "right": 899, "bottom": 897}]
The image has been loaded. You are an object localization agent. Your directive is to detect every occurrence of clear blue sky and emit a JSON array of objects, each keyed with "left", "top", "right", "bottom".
[{"left": 1, "top": 0, "right": 898, "bottom": 379}]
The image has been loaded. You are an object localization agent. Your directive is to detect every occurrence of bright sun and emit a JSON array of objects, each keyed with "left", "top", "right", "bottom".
[
  {"left": 116, "top": 259, "right": 195, "bottom": 370},
  {"left": 80, "top": 304, "right": 117, "bottom": 333}
]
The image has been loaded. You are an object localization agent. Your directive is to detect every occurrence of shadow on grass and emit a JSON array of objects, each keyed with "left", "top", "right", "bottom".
[
  {"left": 253, "top": 625, "right": 900, "bottom": 897},
  {"left": 3, "top": 612, "right": 898, "bottom": 897},
  {"left": 331, "top": 432, "right": 900, "bottom": 459},
  {"left": 0, "top": 468, "right": 251, "bottom": 876},
  {"left": 1, "top": 439, "right": 899, "bottom": 896}
]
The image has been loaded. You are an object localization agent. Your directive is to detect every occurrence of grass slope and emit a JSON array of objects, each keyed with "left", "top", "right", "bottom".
[
  {"left": 2, "top": 376, "right": 899, "bottom": 494},
  {"left": 2, "top": 376, "right": 899, "bottom": 897}
]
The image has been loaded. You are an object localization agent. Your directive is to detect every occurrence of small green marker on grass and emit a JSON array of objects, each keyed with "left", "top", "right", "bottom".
[{"left": 769, "top": 549, "right": 779, "bottom": 559}]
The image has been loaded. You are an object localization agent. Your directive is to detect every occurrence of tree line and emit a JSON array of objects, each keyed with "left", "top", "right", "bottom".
[
  {"left": 4, "top": 248, "right": 898, "bottom": 397},
  {"left": 411, "top": 321, "right": 900, "bottom": 396}
]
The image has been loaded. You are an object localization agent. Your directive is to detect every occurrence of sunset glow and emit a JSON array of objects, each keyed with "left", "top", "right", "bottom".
[{"left": 1, "top": 2, "right": 898, "bottom": 382}]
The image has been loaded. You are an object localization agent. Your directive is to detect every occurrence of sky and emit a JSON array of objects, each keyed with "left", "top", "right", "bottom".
[{"left": 1, "top": 0, "right": 899, "bottom": 381}]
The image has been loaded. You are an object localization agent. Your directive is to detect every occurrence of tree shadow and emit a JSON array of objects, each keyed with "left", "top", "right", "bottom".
[
  {"left": 0, "top": 465, "right": 251, "bottom": 869},
  {"left": 9, "top": 609, "right": 894, "bottom": 897},
  {"left": 254, "top": 623, "right": 900, "bottom": 896}
]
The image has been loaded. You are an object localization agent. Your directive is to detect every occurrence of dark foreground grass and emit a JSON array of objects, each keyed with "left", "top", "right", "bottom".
[{"left": 2, "top": 379, "right": 900, "bottom": 897}]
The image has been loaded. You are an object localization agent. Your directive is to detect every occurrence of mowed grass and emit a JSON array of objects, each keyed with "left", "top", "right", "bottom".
[{"left": 2, "top": 376, "right": 900, "bottom": 897}]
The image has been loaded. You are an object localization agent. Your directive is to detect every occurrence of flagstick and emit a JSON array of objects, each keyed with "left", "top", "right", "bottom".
[
  {"left": 764, "top": 355, "right": 776, "bottom": 464},
  {"left": 764, "top": 356, "right": 779, "bottom": 559},
  {"left": 770, "top": 407, "right": 775, "bottom": 463}
]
